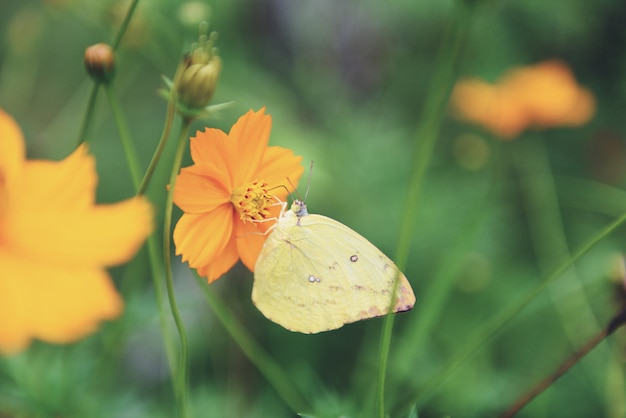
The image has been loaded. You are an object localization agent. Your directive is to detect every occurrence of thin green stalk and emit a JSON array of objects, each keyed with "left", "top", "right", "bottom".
[
  {"left": 372, "top": 144, "right": 501, "bottom": 412},
  {"left": 130, "top": 65, "right": 179, "bottom": 384},
  {"left": 193, "top": 273, "right": 311, "bottom": 414},
  {"left": 132, "top": 114, "right": 178, "bottom": 386},
  {"left": 76, "top": 0, "right": 141, "bottom": 147},
  {"left": 146, "top": 235, "right": 178, "bottom": 379},
  {"left": 401, "top": 207, "right": 626, "bottom": 411},
  {"left": 76, "top": 82, "right": 100, "bottom": 147},
  {"left": 76, "top": 0, "right": 179, "bottom": 407},
  {"left": 392, "top": 3, "right": 471, "bottom": 282},
  {"left": 393, "top": 190, "right": 490, "bottom": 373},
  {"left": 138, "top": 96, "right": 177, "bottom": 195},
  {"left": 515, "top": 137, "right": 611, "bottom": 392},
  {"left": 104, "top": 84, "right": 143, "bottom": 188},
  {"left": 106, "top": 85, "right": 177, "bottom": 390},
  {"left": 376, "top": 3, "right": 472, "bottom": 417},
  {"left": 163, "top": 119, "right": 193, "bottom": 418},
  {"left": 111, "top": 0, "right": 141, "bottom": 50}
]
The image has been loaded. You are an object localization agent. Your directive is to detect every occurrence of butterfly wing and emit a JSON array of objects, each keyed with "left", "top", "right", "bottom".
[{"left": 252, "top": 212, "right": 416, "bottom": 333}]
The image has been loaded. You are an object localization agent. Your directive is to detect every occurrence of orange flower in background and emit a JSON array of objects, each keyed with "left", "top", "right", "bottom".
[
  {"left": 0, "top": 110, "right": 153, "bottom": 355},
  {"left": 451, "top": 60, "right": 595, "bottom": 139},
  {"left": 451, "top": 78, "right": 530, "bottom": 139},
  {"left": 173, "top": 108, "right": 303, "bottom": 283},
  {"left": 503, "top": 60, "right": 595, "bottom": 127}
]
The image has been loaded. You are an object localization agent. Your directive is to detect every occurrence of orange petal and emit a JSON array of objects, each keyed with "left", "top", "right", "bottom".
[
  {"left": 0, "top": 251, "right": 122, "bottom": 354},
  {"left": 5, "top": 197, "right": 153, "bottom": 267},
  {"left": 451, "top": 78, "right": 498, "bottom": 124},
  {"left": 488, "top": 89, "right": 530, "bottom": 139},
  {"left": 174, "top": 163, "right": 231, "bottom": 214},
  {"left": 197, "top": 232, "right": 240, "bottom": 283},
  {"left": 562, "top": 88, "right": 596, "bottom": 126},
  {"left": 173, "top": 204, "right": 233, "bottom": 269},
  {"left": 0, "top": 109, "right": 25, "bottom": 189},
  {"left": 236, "top": 203, "right": 283, "bottom": 271},
  {"left": 16, "top": 144, "right": 97, "bottom": 210},
  {"left": 451, "top": 78, "right": 529, "bottom": 139},
  {"left": 500, "top": 60, "right": 595, "bottom": 128},
  {"left": 189, "top": 128, "right": 235, "bottom": 190},
  {"left": 507, "top": 64, "right": 579, "bottom": 126},
  {"left": 229, "top": 108, "right": 272, "bottom": 186},
  {"left": 257, "top": 146, "right": 304, "bottom": 196}
]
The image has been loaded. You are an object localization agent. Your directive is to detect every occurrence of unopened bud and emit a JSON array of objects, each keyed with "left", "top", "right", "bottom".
[
  {"left": 177, "top": 53, "right": 222, "bottom": 109},
  {"left": 84, "top": 43, "right": 115, "bottom": 83},
  {"left": 175, "top": 27, "right": 221, "bottom": 111}
]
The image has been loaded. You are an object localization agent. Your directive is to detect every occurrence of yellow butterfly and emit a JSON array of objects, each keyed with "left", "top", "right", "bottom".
[{"left": 253, "top": 199, "right": 416, "bottom": 333}]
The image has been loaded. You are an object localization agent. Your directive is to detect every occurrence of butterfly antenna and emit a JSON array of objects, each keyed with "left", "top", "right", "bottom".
[
  {"left": 268, "top": 184, "right": 291, "bottom": 196},
  {"left": 303, "top": 160, "right": 313, "bottom": 202},
  {"left": 285, "top": 160, "right": 313, "bottom": 203},
  {"left": 286, "top": 177, "right": 302, "bottom": 202}
]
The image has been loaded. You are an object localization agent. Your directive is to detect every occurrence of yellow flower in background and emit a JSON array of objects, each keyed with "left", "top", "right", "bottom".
[
  {"left": 451, "top": 60, "right": 595, "bottom": 139},
  {"left": 0, "top": 110, "right": 153, "bottom": 355},
  {"left": 173, "top": 108, "right": 304, "bottom": 283}
]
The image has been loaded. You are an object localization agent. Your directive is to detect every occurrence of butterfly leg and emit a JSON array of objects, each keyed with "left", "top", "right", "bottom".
[{"left": 237, "top": 197, "right": 286, "bottom": 238}]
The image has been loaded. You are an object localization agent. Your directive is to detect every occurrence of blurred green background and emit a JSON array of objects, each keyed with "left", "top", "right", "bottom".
[{"left": 2, "top": 0, "right": 626, "bottom": 417}]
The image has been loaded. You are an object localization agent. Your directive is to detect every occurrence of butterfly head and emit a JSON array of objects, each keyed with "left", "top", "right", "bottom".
[{"left": 290, "top": 199, "right": 309, "bottom": 217}]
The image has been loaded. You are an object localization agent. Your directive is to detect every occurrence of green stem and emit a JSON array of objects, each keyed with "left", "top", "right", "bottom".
[
  {"left": 76, "top": 82, "right": 100, "bottom": 147},
  {"left": 393, "top": 188, "right": 490, "bottom": 372},
  {"left": 105, "top": 84, "right": 178, "bottom": 398},
  {"left": 111, "top": 0, "right": 141, "bottom": 50},
  {"left": 146, "top": 235, "right": 178, "bottom": 382},
  {"left": 388, "top": 144, "right": 501, "bottom": 404},
  {"left": 76, "top": 0, "right": 141, "bottom": 147},
  {"left": 403, "top": 208, "right": 626, "bottom": 410},
  {"left": 515, "top": 137, "right": 609, "bottom": 390},
  {"left": 76, "top": 0, "right": 178, "bottom": 408},
  {"left": 138, "top": 95, "right": 177, "bottom": 195},
  {"left": 132, "top": 60, "right": 179, "bottom": 383},
  {"left": 126, "top": 67, "right": 179, "bottom": 390},
  {"left": 163, "top": 119, "right": 193, "bottom": 418},
  {"left": 192, "top": 273, "right": 311, "bottom": 414},
  {"left": 376, "top": 4, "right": 472, "bottom": 417},
  {"left": 104, "top": 84, "right": 143, "bottom": 188}
]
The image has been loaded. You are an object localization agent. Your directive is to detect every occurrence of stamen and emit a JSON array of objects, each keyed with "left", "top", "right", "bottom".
[{"left": 230, "top": 180, "right": 274, "bottom": 224}]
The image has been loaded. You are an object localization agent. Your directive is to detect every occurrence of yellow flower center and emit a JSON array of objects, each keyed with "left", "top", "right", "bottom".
[{"left": 230, "top": 180, "right": 274, "bottom": 224}]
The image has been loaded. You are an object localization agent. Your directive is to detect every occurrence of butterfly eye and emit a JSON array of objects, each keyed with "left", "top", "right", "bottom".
[{"left": 350, "top": 255, "right": 358, "bottom": 262}]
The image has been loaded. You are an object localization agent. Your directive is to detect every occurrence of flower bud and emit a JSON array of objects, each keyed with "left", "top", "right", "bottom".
[
  {"left": 84, "top": 43, "right": 115, "bottom": 83},
  {"left": 177, "top": 53, "right": 222, "bottom": 109},
  {"left": 175, "top": 27, "right": 221, "bottom": 111}
]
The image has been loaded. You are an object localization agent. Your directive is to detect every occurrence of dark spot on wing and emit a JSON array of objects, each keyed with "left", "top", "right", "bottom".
[
  {"left": 282, "top": 238, "right": 297, "bottom": 248},
  {"left": 308, "top": 275, "right": 321, "bottom": 283}
]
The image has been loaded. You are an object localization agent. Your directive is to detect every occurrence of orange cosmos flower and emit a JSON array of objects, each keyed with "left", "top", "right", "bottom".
[
  {"left": 173, "top": 108, "right": 304, "bottom": 283},
  {"left": 501, "top": 60, "right": 595, "bottom": 128},
  {"left": 0, "top": 109, "right": 153, "bottom": 355},
  {"left": 451, "top": 60, "right": 595, "bottom": 139},
  {"left": 451, "top": 77, "right": 530, "bottom": 139}
]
